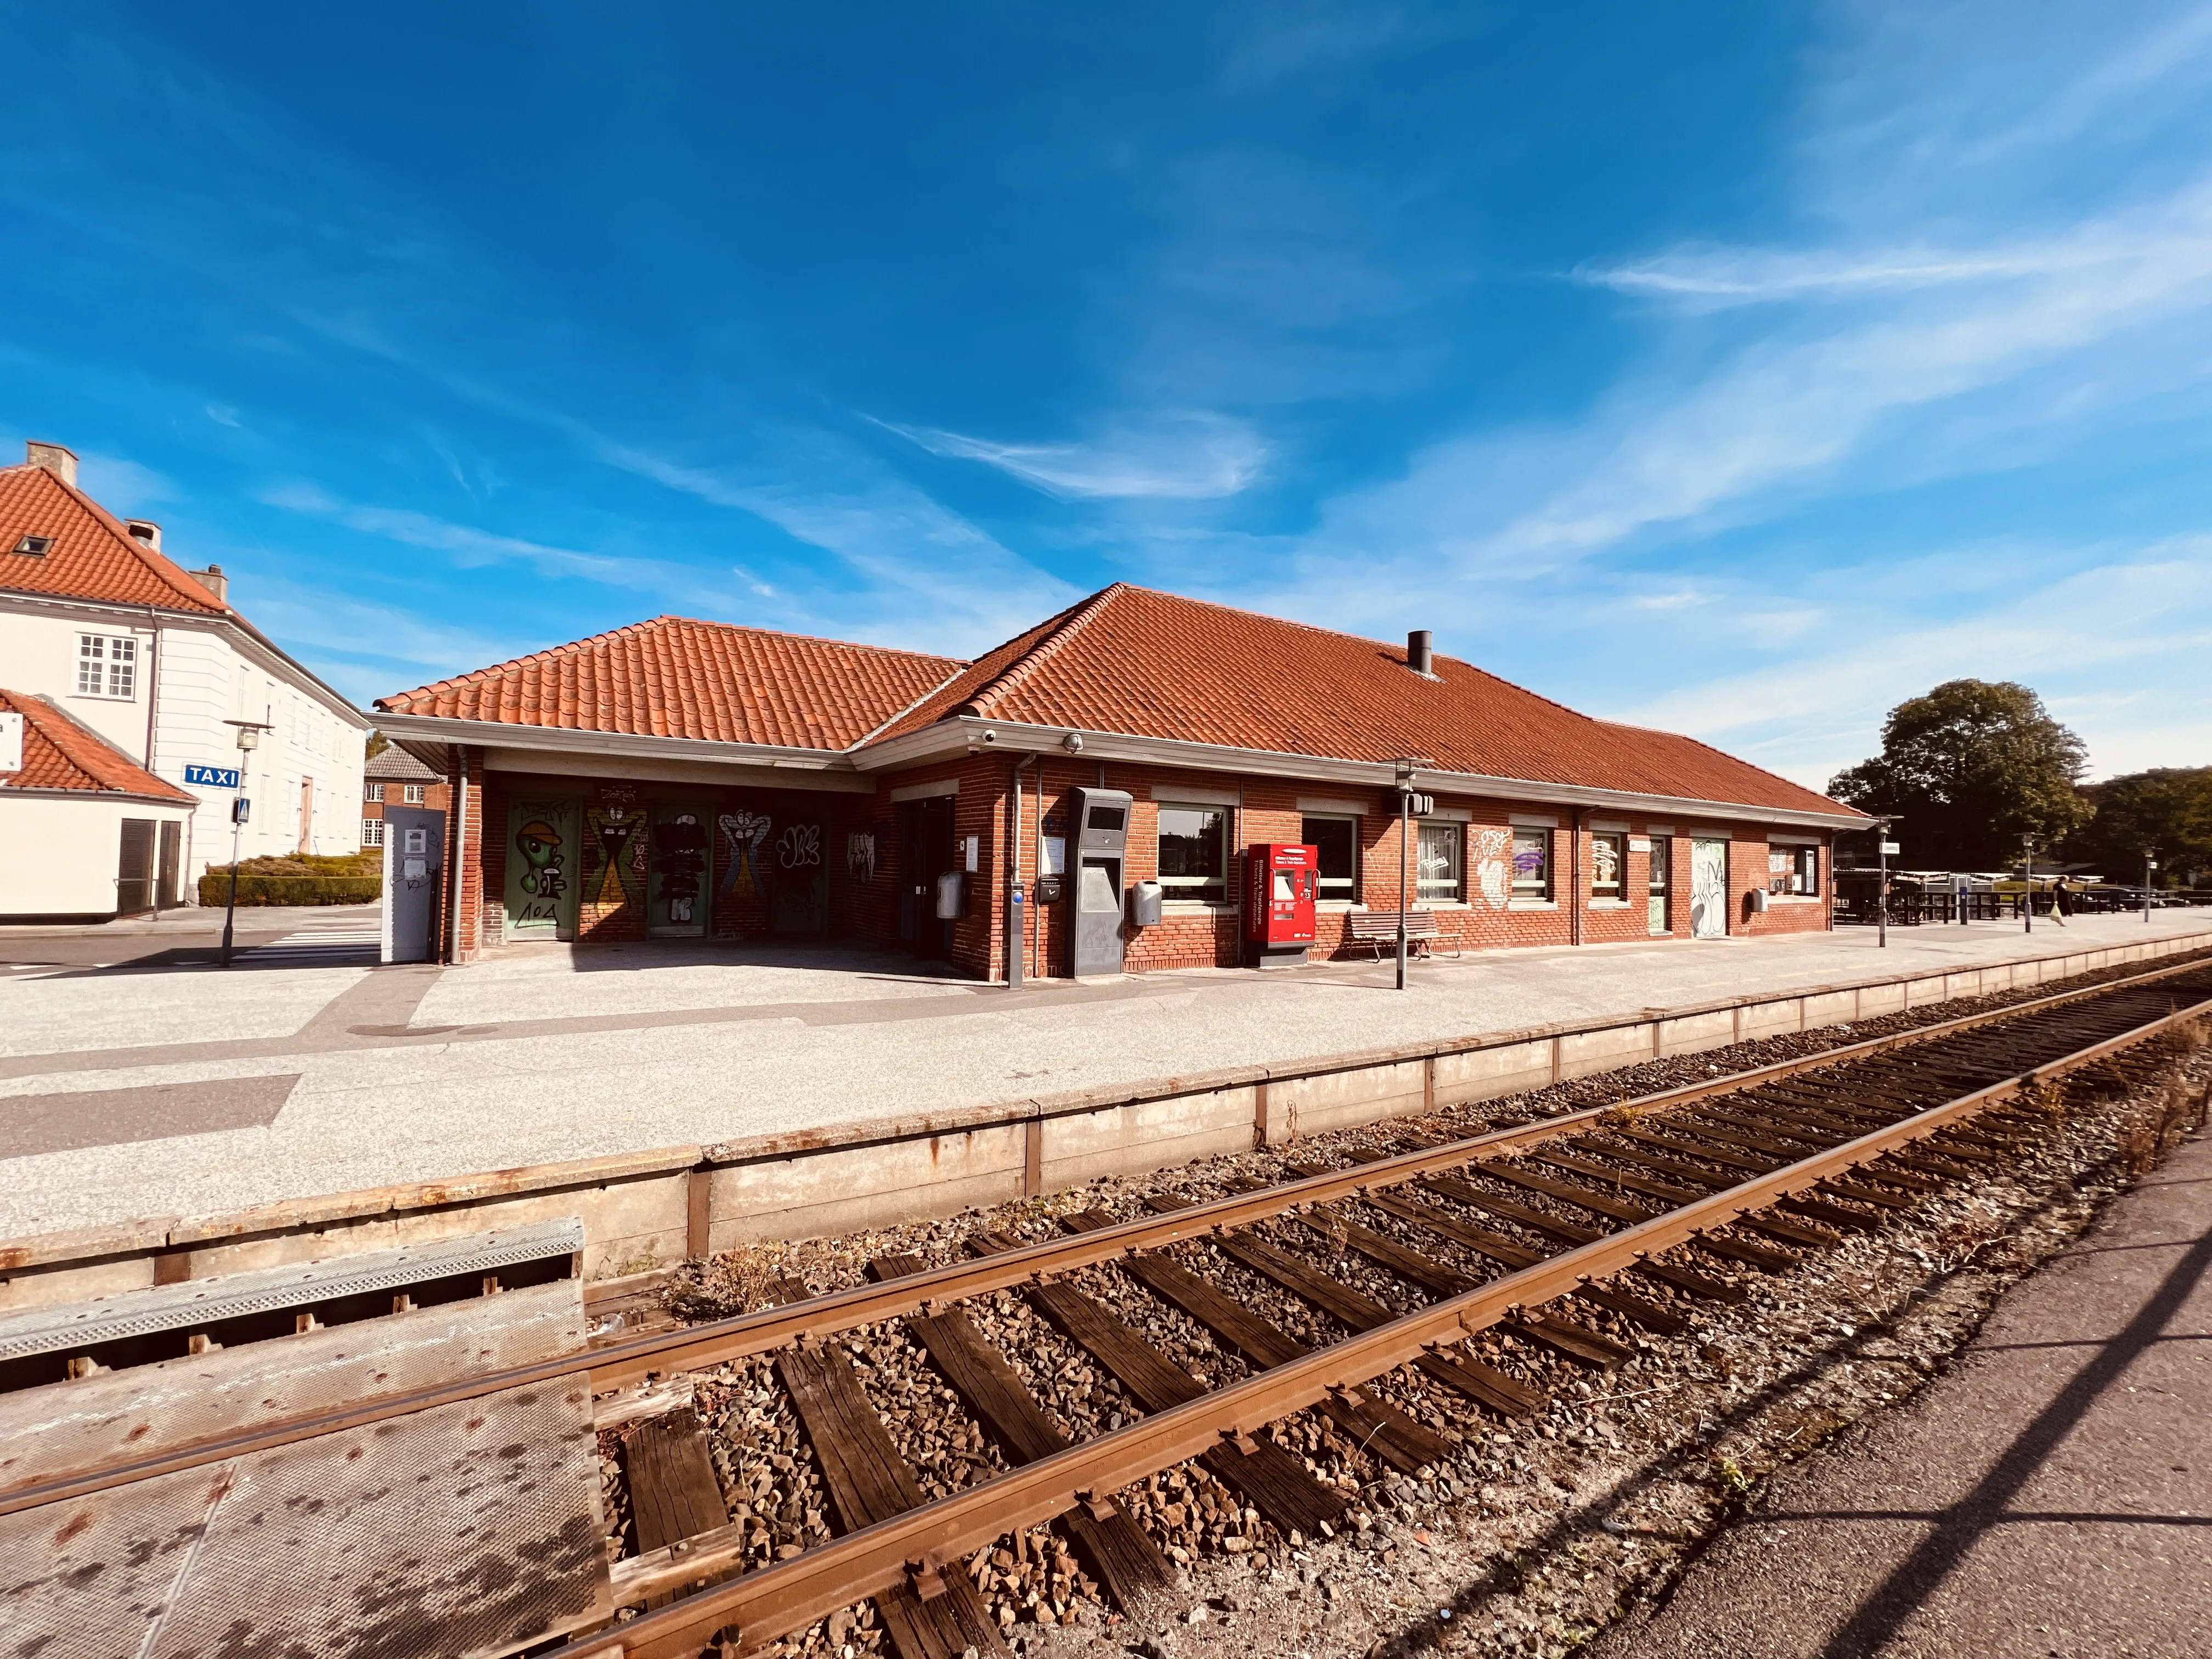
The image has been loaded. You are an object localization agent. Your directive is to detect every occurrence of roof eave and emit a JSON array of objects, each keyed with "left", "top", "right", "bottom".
[
  {"left": 370, "top": 711, "right": 862, "bottom": 773},
  {"left": 0, "top": 785, "right": 199, "bottom": 808},
  {"left": 856, "top": 717, "right": 1870, "bottom": 831}
]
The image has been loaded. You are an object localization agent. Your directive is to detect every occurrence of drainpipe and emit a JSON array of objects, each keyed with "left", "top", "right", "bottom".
[
  {"left": 1571, "top": 807, "right": 1587, "bottom": 946},
  {"left": 448, "top": 744, "right": 470, "bottom": 965},
  {"left": 1007, "top": 753, "right": 1036, "bottom": 988}
]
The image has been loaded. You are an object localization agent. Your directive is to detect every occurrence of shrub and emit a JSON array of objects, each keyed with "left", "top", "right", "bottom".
[{"left": 196, "top": 872, "right": 382, "bottom": 907}]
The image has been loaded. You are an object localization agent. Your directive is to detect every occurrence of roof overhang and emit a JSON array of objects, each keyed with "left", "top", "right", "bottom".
[
  {"left": 370, "top": 712, "right": 876, "bottom": 794},
  {"left": 0, "top": 786, "right": 198, "bottom": 809},
  {"left": 859, "top": 716, "right": 1871, "bottom": 832}
]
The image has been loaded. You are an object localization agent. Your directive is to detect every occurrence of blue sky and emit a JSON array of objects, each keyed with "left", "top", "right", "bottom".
[{"left": 5, "top": 2, "right": 2208, "bottom": 788}]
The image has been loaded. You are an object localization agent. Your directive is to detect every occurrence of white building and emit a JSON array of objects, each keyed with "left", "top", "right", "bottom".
[{"left": 0, "top": 441, "right": 371, "bottom": 917}]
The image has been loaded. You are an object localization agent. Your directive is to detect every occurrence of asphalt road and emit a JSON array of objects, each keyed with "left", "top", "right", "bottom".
[{"left": 1592, "top": 1122, "right": 2212, "bottom": 1659}]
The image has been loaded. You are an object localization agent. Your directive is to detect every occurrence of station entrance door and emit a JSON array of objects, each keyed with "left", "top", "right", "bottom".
[
  {"left": 1689, "top": 838, "right": 1729, "bottom": 939},
  {"left": 899, "top": 794, "right": 957, "bottom": 960}
]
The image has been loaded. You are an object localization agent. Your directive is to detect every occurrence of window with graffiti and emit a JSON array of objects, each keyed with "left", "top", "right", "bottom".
[
  {"left": 1591, "top": 831, "right": 1627, "bottom": 899},
  {"left": 1511, "top": 828, "right": 1551, "bottom": 901}
]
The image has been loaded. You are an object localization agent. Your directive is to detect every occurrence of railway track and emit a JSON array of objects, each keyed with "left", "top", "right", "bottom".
[{"left": 8, "top": 953, "right": 2210, "bottom": 1659}]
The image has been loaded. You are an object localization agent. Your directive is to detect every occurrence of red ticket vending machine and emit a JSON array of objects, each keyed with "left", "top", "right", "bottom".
[{"left": 1245, "top": 842, "right": 1318, "bottom": 966}]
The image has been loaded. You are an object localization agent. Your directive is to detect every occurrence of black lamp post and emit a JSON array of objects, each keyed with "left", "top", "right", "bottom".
[{"left": 218, "top": 719, "right": 272, "bottom": 968}]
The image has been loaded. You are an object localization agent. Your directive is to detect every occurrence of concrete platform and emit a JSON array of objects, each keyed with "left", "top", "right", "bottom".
[
  {"left": 0, "top": 911, "right": 2204, "bottom": 1257},
  {"left": 1590, "top": 1119, "right": 2212, "bottom": 1659}
]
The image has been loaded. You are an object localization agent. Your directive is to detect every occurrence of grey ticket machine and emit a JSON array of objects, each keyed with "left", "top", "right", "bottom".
[
  {"left": 1068, "top": 786, "right": 1132, "bottom": 978},
  {"left": 381, "top": 806, "right": 445, "bottom": 963}
]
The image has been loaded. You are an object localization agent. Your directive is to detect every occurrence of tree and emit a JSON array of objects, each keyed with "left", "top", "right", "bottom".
[
  {"left": 2069, "top": 767, "right": 2212, "bottom": 888},
  {"left": 1828, "top": 679, "right": 2089, "bottom": 870}
]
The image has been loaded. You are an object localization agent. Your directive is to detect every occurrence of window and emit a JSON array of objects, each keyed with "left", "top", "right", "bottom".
[
  {"left": 1591, "top": 832, "right": 1627, "bottom": 900},
  {"left": 12, "top": 534, "right": 52, "bottom": 556},
  {"left": 1417, "top": 821, "right": 1464, "bottom": 903},
  {"left": 1301, "top": 814, "right": 1359, "bottom": 901},
  {"left": 403, "top": 782, "right": 426, "bottom": 804},
  {"left": 365, "top": 781, "right": 385, "bottom": 803},
  {"left": 1156, "top": 803, "right": 1229, "bottom": 902},
  {"left": 1511, "top": 828, "right": 1551, "bottom": 901},
  {"left": 1649, "top": 837, "right": 1671, "bottom": 895},
  {"left": 1769, "top": 845, "right": 1819, "bottom": 895},
  {"left": 76, "top": 634, "right": 137, "bottom": 698},
  {"left": 361, "top": 818, "right": 385, "bottom": 848}
]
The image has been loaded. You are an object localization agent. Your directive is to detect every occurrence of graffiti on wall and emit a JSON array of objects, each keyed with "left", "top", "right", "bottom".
[
  {"left": 1473, "top": 826, "right": 1510, "bottom": 910},
  {"left": 515, "top": 818, "right": 568, "bottom": 901},
  {"left": 777, "top": 823, "right": 821, "bottom": 871},
  {"left": 718, "top": 811, "right": 771, "bottom": 897},
  {"left": 846, "top": 830, "right": 876, "bottom": 883},
  {"left": 504, "top": 798, "right": 579, "bottom": 939}
]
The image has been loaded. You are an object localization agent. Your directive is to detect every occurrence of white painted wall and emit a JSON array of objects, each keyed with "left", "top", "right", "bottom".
[
  {"left": 0, "top": 793, "right": 195, "bottom": 917},
  {"left": 0, "top": 599, "right": 370, "bottom": 891}
]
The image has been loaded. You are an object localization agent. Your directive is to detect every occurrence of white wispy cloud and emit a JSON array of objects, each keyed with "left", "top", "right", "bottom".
[{"left": 882, "top": 412, "right": 1267, "bottom": 501}]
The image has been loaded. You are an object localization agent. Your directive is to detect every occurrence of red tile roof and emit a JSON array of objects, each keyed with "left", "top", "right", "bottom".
[
  {"left": 879, "top": 584, "right": 1860, "bottom": 817},
  {"left": 0, "top": 690, "right": 195, "bottom": 802},
  {"left": 376, "top": 614, "right": 966, "bottom": 751},
  {"left": 0, "top": 461, "right": 229, "bottom": 614}
]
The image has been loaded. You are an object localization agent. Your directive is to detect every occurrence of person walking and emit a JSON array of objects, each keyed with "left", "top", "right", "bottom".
[{"left": 2050, "top": 873, "right": 2073, "bottom": 926}]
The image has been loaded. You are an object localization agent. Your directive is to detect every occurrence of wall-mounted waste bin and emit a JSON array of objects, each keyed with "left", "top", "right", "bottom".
[
  {"left": 935, "top": 870, "right": 967, "bottom": 920},
  {"left": 1128, "top": 878, "right": 1163, "bottom": 928}
]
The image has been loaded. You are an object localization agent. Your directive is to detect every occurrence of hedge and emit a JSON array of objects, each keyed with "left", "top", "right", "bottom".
[{"left": 196, "top": 873, "right": 382, "bottom": 907}]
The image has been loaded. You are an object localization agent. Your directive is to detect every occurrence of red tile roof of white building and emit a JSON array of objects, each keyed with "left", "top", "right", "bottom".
[
  {"left": 0, "top": 458, "right": 229, "bottom": 614},
  {"left": 0, "top": 690, "right": 195, "bottom": 802}
]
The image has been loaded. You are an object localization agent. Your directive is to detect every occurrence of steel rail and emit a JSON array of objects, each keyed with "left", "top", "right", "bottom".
[
  {"left": 553, "top": 983, "right": 2212, "bottom": 1659},
  {"left": 4, "top": 951, "right": 2205, "bottom": 1521}
]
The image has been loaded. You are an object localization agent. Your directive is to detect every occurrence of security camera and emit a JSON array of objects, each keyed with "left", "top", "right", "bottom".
[{"left": 1063, "top": 732, "right": 1085, "bottom": 753}]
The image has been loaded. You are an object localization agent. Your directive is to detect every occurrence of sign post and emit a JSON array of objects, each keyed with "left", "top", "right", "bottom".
[{"left": 217, "top": 720, "right": 272, "bottom": 968}]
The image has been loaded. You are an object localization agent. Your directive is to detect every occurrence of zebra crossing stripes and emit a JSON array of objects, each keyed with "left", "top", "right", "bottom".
[{"left": 235, "top": 913, "right": 381, "bottom": 967}]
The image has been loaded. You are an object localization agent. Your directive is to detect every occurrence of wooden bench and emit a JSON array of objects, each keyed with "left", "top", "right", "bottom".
[{"left": 1344, "top": 908, "right": 1460, "bottom": 958}]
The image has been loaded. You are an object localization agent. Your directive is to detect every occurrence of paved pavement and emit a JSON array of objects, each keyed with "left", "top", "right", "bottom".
[
  {"left": 0, "top": 908, "right": 2205, "bottom": 1244},
  {"left": 1591, "top": 1122, "right": 2212, "bottom": 1659}
]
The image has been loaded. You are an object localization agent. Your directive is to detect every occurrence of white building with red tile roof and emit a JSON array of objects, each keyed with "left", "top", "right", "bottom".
[{"left": 0, "top": 441, "right": 373, "bottom": 912}]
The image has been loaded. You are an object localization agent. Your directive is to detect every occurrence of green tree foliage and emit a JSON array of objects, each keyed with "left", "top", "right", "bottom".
[
  {"left": 1828, "top": 680, "right": 2090, "bottom": 870},
  {"left": 2070, "top": 768, "right": 2212, "bottom": 887}
]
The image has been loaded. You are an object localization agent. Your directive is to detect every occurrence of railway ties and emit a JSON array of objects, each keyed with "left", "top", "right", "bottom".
[{"left": 16, "top": 954, "right": 2210, "bottom": 1659}]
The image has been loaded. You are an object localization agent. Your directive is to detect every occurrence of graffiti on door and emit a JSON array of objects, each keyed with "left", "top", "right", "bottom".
[
  {"left": 504, "top": 798, "right": 579, "bottom": 939},
  {"left": 650, "top": 805, "right": 709, "bottom": 934},
  {"left": 846, "top": 830, "right": 876, "bottom": 883},
  {"left": 718, "top": 811, "right": 771, "bottom": 897},
  {"left": 586, "top": 803, "right": 643, "bottom": 905}
]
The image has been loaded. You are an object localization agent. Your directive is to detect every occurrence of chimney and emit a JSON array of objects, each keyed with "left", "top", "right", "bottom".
[
  {"left": 187, "top": 563, "right": 228, "bottom": 603},
  {"left": 126, "top": 520, "right": 162, "bottom": 554},
  {"left": 1407, "top": 628, "right": 1434, "bottom": 677},
  {"left": 24, "top": 441, "right": 78, "bottom": 488}
]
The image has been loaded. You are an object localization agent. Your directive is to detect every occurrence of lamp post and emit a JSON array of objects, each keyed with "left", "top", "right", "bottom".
[
  {"left": 218, "top": 719, "right": 271, "bottom": 968},
  {"left": 2021, "top": 832, "right": 2034, "bottom": 935},
  {"left": 1391, "top": 756, "right": 1434, "bottom": 991},
  {"left": 2145, "top": 848, "right": 2157, "bottom": 926},
  {"left": 1873, "top": 816, "right": 1899, "bottom": 949}
]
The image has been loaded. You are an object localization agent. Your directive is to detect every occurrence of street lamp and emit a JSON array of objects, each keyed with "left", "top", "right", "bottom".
[
  {"left": 218, "top": 719, "right": 272, "bottom": 968},
  {"left": 2145, "top": 848, "right": 2157, "bottom": 926},
  {"left": 2021, "top": 832, "right": 2034, "bottom": 935},
  {"left": 1392, "top": 755, "right": 1435, "bottom": 991},
  {"left": 1871, "top": 816, "right": 1900, "bottom": 949}
]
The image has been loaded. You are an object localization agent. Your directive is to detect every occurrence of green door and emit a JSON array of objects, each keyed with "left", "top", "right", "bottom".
[
  {"left": 648, "top": 803, "right": 711, "bottom": 936},
  {"left": 505, "top": 798, "right": 580, "bottom": 940}
]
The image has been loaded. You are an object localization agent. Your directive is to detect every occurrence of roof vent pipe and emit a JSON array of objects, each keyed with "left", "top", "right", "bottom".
[{"left": 1407, "top": 629, "right": 1434, "bottom": 677}]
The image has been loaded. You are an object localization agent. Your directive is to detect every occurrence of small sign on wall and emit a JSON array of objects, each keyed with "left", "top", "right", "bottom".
[
  {"left": 1628, "top": 836, "right": 1651, "bottom": 853},
  {"left": 963, "top": 834, "right": 979, "bottom": 873},
  {"left": 0, "top": 712, "right": 20, "bottom": 775}
]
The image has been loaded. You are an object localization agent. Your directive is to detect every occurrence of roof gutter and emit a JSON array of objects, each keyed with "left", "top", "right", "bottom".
[{"left": 863, "top": 716, "right": 1872, "bottom": 832}]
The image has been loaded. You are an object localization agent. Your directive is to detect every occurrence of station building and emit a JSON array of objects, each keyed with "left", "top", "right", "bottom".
[{"left": 374, "top": 584, "right": 1868, "bottom": 975}]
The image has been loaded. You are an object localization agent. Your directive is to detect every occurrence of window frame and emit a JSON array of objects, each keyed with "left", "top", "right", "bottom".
[
  {"left": 1416, "top": 820, "right": 1465, "bottom": 904},
  {"left": 1155, "top": 802, "right": 1231, "bottom": 904},
  {"left": 1590, "top": 831, "right": 1628, "bottom": 900},
  {"left": 1769, "top": 844, "right": 1820, "bottom": 895},
  {"left": 402, "top": 782, "right": 426, "bottom": 804},
  {"left": 76, "top": 633, "right": 138, "bottom": 700},
  {"left": 365, "top": 782, "right": 385, "bottom": 803},
  {"left": 1510, "top": 828, "right": 1553, "bottom": 902},
  {"left": 360, "top": 817, "right": 385, "bottom": 848},
  {"left": 1300, "top": 812, "right": 1361, "bottom": 902}
]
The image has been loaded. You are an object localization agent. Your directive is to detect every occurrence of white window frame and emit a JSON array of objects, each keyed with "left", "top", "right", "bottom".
[
  {"left": 1590, "top": 830, "right": 1628, "bottom": 900},
  {"left": 1156, "top": 801, "right": 1231, "bottom": 904},
  {"left": 1510, "top": 827, "right": 1552, "bottom": 903},
  {"left": 365, "top": 781, "right": 385, "bottom": 803},
  {"left": 361, "top": 817, "right": 385, "bottom": 848},
  {"left": 1300, "top": 811, "right": 1361, "bottom": 902},
  {"left": 76, "top": 634, "right": 138, "bottom": 699},
  {"left": 402, "top": 782, "right": 425, "bottom": 804},
  {"left": 1417, "top": 820, "right": 1464, "bottom": 905}
]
